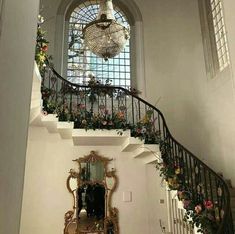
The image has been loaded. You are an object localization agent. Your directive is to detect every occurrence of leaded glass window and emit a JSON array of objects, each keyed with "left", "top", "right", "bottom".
[
  {"left": 67, "top": 0, "right": 131, "bottom": 88},
  {"left": 209, "top": 0, "right": 229, "bottom": 71},
  {"left": 199, "top": 0, "right": 230, "bottom": 78}
]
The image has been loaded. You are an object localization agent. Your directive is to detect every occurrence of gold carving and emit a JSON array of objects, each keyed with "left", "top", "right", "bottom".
[{"left": 64, "top": 151, "right": 119, "bottom": 234}]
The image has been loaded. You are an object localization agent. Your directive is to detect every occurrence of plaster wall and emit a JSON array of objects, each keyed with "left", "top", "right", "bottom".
[
  {"left": 20, "top": 126, "right": 168, "bottom": 234},
  {"left": 40, "top": 0, "right": 235, "bottom": 182},
  {"left": 0, "top": 0, "right": 39, "bottom": 233},
  {"left": 139, "top": 0, "right": 235, "bottom": 184}
]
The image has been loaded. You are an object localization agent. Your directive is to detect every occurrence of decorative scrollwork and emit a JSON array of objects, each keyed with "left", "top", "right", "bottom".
[{"left": 64, "top": 151, "right": 119, "bottom": 234}]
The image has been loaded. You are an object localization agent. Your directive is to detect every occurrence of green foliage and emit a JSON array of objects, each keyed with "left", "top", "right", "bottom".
[
  {"left": 35, "top": 26, "right": 49, "bottom": 71},
  {"left": 41, "top": 87, "right": 57, "bottom": 114},
  {"left": 86, "top": 76, "right": 113, "bottom": 104},
  {"left": 130, "top": 110, "right": 161, "bottom": 144},
  {"left": 35, "top": 15, "right": 53, "bottom": 74}
]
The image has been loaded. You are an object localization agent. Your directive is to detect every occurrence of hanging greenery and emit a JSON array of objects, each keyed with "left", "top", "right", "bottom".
[
  {"left": 156, "top": 141, "right": 222, "bottom": 233},
  {"left": 35, "top": 15, "right": 52, "bottom": 73}
]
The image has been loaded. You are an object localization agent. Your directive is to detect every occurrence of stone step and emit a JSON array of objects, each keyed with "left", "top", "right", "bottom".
[
  {"left": 31, "top": 90, "right": 41, "bottom": 101},
  {"left": 29, "top": 106, "right": 41, "bottom": 124},
  {"left": 121, "top": 137, "right": 143, "bottom": 152},
  {"left": 133, "top": 144, "right": 160, "bottom": 164},
  {"left": 57, "top": 121, "right": 74, "bottom": 139},
  {"left": 30, "top": 99, "right": 41, "bottom": 109},
  {"left": 72, "top": 129, "right": 130, "bottom": 146},
  {"left": 41, "top": 114, "right": 58, "bottom": 133}
]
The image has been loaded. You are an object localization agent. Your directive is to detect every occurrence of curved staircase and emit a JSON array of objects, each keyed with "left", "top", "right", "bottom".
[{"left": 29, "top": 63, "right": 234, "bottom": 234}]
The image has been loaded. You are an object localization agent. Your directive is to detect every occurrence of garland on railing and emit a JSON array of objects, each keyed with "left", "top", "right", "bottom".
[
  {"left": 156, "top": 141, "right": 223, "bottom": 234},
  {"left": 41, "top": 86, "right": 160, "bottom": 144}
]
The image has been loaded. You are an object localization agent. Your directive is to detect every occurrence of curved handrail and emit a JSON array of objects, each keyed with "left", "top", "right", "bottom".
[{"left": 41, "top": 63, "right": 233, "bottom": 233}]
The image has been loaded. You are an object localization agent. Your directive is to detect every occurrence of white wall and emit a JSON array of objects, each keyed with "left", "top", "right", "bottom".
[
  {"left": 0, "top": 0, "right": 39, "bottom": 233},
  {"left": 20, "top": 126, "right": 168, "bottom": 234},
  {"left": 138, "top": 0, "right": 235, "bottom": 184}
]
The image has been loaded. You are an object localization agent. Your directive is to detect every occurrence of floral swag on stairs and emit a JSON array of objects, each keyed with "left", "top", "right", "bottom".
[{"left": 35, "top": 19, "right": 234, "bottom": 234}]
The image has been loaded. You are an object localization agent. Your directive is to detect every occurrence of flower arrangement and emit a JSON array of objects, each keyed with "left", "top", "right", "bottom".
[
  {"left": 55, "top": 101, "right": 128, "bottom": 130},
  {"left": 35, "top": 15, "right": 49, "bottom": 71},
  {"left": 41, "top": 87, "right": 57, "bottom": 114},
  {"left": 130, "top": 110, "right": 161, "bottom": 144},
  {"left": 44, "top": 98, "right": 161, "bottom": 143},
  {"left": 35, "top": 15, "right": 53, "bottom": 73},
  {"left": 85, "top": 75, "right": 114, "bottom": 104},
  {"left": 156, "top": 141, "right": 222, "bottom": 233},
  {"left": 74, "top": 110, "right": 128, "bottom": 130}
]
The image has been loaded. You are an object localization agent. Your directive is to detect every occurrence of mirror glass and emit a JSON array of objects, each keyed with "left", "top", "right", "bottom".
[
  {"left": 76, "top": 183, "right": 105, "bottom": 233},
  {"left": 80, "top": 162, "right": 104, "bottom": 182}
]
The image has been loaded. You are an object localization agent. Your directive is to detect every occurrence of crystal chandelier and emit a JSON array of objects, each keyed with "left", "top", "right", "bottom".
[{"left": 82, "top": 0, "right": 130, "bottom": 61}]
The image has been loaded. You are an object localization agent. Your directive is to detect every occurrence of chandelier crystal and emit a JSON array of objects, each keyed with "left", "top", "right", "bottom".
[{"left": 82, "top": 0, "right": 130, "bottom": 61}]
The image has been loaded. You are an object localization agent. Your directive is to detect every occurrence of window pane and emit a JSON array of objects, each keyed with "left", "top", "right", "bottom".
[
  {"left": 210, "top": 0, "right": 230, "bottom": 71},
  {"left": 67, "top": 0, "right": 131, "bottom": 88}
]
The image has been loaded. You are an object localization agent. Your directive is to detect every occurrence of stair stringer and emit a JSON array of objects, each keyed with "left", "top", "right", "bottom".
[
  {"left": 29, "top": 62, "right": 42, "bottom": 124},
  {"left": 30, "top": 113, "right": 161, "bottom": 165}
]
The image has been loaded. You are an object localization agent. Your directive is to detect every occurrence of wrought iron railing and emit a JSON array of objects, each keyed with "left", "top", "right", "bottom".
[{"left": 41, "top": 64, "right": 234, "bottom": 233}]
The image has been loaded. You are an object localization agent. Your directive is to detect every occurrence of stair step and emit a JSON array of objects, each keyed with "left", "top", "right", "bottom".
[
  {"left": 133, "top": 144, "right": 160, "bottom": 164},
  {"left": 57, "top": 122, "right": 74, "bottom": 139},
  {"left": 31, "top": 91, "right": 41, "bottom": 101},
  {"left": 29, "top": 106, "right": 41, "bottom": 124},
  {"left": 121, "top": 137, "right": 143, "bottom": 152},
  {"left": 72, "top": 129, "right": 130, "bottom": 146},
  {"left": 30, "top": 99, "right": 41, "bottom": 109},
  {"left": 41, "top": 114, "right": 58, "bottom": 133},
  {"left": 30, "top": 113, "right": 44, "bottom": 126}
]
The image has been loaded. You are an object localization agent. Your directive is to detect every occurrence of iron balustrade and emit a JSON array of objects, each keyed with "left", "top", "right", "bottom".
[{"left": 41, "top": 64, "right": 234, "bottom": 234}]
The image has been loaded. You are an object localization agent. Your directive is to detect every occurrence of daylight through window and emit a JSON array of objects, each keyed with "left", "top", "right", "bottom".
[
  {"left": 67, "top": 0, "right": 131, "bottom": 88},
  {"left": 209, "top": 0, "right": 229, "bottom": 71}
]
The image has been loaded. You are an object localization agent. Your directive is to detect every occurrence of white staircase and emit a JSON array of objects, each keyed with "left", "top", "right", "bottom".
[
  {"left": 29, "top": 65, "right": 161, "bottom": 165},
  {"left": 29, "top": 64, "right": 235, "bottom": 234}
]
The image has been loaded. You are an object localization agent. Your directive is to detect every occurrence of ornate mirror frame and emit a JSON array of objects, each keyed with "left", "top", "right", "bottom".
[{"left": 64, "top": 151, "right": 119, "bottom": 234}]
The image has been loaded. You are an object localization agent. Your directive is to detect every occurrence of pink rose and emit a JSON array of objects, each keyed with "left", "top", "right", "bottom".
[
  {"left": 41, "top": 45, "right": 48, "bottom": 52},
  {"left": 195, "top": 205, "right": 202, "bottom": 214},
  {"left": 177, "top": 191, "right": 183, "bottom": 199},
  {"left": 183, "top": 200, "right": 191, "bottom": 209},
  {"left": 204, "top": 200, "right": 213, "bottom": 210},
  {"left": 102, "top": 121, "right": 107, "bottom": 126}
]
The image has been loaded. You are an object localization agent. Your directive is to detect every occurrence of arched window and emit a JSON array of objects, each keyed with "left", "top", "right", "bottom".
[{"left": 67, "top": 0, "right": 131, "bottom": 88}]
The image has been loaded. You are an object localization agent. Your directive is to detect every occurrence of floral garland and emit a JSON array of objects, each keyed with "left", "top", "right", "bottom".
[
  {"left": 35, "top": 15, "right": 53, "bottom": 73},
  {"left": 42, "top": 92, "right": 161, "bottom": 144},
  {"left": 157, "top": 141, "right": 223, "bottom": 233},
  {"left": 56, "top": 103, "right": 160, "bottom": 144},
  {"left": 35, "top": 15, "right": 48, "bottom": 71}
]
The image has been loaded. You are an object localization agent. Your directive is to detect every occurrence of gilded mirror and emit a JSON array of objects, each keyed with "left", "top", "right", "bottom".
[{"left": 64, "top": 151, "right": 119, "bottom": 234}]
